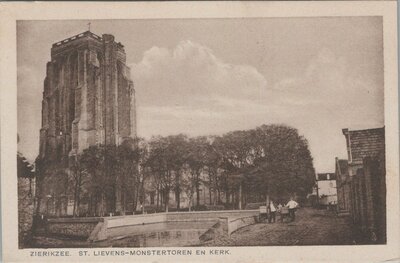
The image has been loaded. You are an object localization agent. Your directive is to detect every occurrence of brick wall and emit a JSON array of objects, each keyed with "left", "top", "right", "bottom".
[{"left": 46, "top": 217, "right": 101, "bottom": 238}]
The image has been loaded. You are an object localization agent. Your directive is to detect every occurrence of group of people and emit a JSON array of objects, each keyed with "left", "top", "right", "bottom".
[{"left": 266, "top": 197, "right": 299, "bottom": 223}]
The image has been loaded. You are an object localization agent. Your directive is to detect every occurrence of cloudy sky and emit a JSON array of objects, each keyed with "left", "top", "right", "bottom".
[{"left": 17, "top": 18, "right": 384, "bottom": 172}]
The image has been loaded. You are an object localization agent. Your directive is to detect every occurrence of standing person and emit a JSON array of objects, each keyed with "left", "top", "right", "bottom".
[
  {"left": 286, "top": 197, "right": 299, "bottom": 222},
  {"left": 276, "top": 202, "right": 283, "bottom": 222},
  {"left": 269, "top": 200, "right": 277, "bottom": 223}
]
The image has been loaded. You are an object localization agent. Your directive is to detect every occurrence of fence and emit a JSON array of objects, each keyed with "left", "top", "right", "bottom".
[{"left": 349, "top": 156, "right": 386, "bottom": 243}]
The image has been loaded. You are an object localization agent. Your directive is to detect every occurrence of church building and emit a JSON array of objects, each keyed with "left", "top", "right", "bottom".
[{"left": 35, "top": 31, "right": 136, "bottom": 216}]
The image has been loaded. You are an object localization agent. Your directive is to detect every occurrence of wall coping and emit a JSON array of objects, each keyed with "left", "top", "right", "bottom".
[
  {"left": 105, "top": 209, "right": 259, "bottom": 221},
  {"left": 47, "top": 210, "right": 259, "bottom": 224},
  {"left": 47, "top": 210, "right": 260, "bottom": 241},
  {"left": 229, "top": 215, "right": 258, "bottom": 223},
  {"left": 47, "top": 217, "right": 103, "bottom": 223}
]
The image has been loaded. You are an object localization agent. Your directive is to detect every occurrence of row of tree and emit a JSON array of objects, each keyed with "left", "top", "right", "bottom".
[{"left": 42, "top": 124, "right": 316, "bottom": 217}]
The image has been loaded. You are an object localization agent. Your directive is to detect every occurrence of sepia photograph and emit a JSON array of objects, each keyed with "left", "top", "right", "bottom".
[
  {"left": 16, "top": 17, "right": 387, "bottom": 248},
  {"left": 1, "top": 1, "right": 399, "bottom": 263}
]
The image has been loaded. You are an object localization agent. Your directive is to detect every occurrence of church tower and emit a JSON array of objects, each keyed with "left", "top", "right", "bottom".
[
  {"left": 36, "top": 31, "right": 136, "bottom": 216},
  {"left": 39, "top": 31, "right": 136, "bottom": 161}
]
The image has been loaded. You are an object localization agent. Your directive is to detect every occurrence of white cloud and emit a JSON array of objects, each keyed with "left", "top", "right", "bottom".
[
  {"left": 16, "top": 19, "right": 384, "bottom": 173},
  {"left": 272, "top": 47, "right": 383, "bottom": 120},
  {"left": 131, "top": 40, "right": 273, "bottom": 137},
  {"left": 132, "top": 44, "right": 383, "bottom": 172},
  {"left": 270, "top": 48, "right": 383, "bottom": 171},
  {"left": 131, "top": 40, "right": 268, "bottom": 108},
  {"left": 18, "top": 41, "right": 383, "bottom": 172}
]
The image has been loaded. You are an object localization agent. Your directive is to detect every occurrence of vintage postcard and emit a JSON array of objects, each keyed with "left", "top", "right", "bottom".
[{"left": 1, "top": 1, "right": 399, "bottom": 262}]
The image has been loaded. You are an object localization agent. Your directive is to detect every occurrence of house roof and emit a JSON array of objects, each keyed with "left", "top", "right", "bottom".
[{"left": 343, "top": 127, "right": 385, "bottom": 164}]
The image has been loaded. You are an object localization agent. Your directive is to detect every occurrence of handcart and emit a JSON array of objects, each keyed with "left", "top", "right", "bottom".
[
  {"left": 279, "top": 207, "right": 290, "bottom": 222},
  {"left": 259, "top": 205, "right": 268, "bottom": 222}
]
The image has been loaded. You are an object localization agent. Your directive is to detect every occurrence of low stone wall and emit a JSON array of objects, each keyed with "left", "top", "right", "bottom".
[
  {"left": 47, "top": 217, "right": 102, "bottom": 238},
  {"left": 199, "top": 215, "right": 258, "bottom": 244},
  {"left": 90, "top": 210, "right": 259, "bottom": 241},
  {"left": 166, "top": 210, "right": 258, "bottom": 222},
  {"left": 199, "top": 218, "right": 229, "bottom": 243},
  {"left": 106, "top": 213, "right": 166, "bottom": 228},
  {"left": 46, "top": 210, "right": 260, "bottom": 242},
  {"left": 227, "top": 215, "right": 258, "bottom": 235}
]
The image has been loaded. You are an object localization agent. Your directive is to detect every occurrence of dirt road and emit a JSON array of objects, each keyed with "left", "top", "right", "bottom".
[{"left": 205, "top": 207, "right": 362, "bottom": 246}]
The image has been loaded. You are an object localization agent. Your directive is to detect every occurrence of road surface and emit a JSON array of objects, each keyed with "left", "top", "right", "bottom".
[{"left": 204, "top": 207, "right": 363, "bottom": 246}]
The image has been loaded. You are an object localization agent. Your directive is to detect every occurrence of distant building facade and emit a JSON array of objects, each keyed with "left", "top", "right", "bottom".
[
  {"left": 316, "top": 173, "right": 337, "bottom": 206},
  {"left": 35, "top": 31, "right": 136, "bottom": 217},
  {"left": 342, "top": 127, "right": 386, "bottom": 243}
]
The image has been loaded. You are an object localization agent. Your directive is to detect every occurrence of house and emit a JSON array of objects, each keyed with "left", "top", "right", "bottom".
[
  {"left": 316, "top": 173, "right": 337, "bottom": 206},
  {"left": 342, "top": 127, "right": 386, "bottom": 243}
]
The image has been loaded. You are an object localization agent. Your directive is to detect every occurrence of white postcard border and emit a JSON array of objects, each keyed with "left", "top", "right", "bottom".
[{"left": 0, "top": 1, "right": 399, "bottom": 263}]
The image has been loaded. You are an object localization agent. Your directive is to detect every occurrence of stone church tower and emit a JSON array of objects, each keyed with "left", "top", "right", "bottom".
[
  {"left": 39, "top": 31, "right": 136, "bottom": 159},
  {"left": 36, "top": 31, "right": 136, "bottom": 216}
]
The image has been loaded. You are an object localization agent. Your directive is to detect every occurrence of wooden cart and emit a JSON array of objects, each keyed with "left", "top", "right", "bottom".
[
  {"left": 259, "top": 205, "right": 268, "bottom": 222},
  {"left": 279, "top": 207, "right": 290, "bottom": 222}
]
